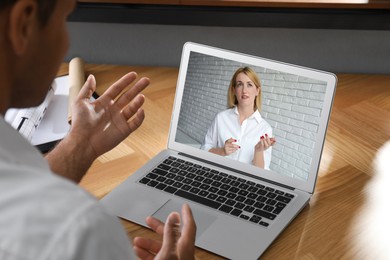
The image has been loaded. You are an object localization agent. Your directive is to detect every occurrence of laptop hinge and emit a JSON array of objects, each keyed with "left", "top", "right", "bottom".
[{"left": 179, "top": 152, "right": 295, "bottom": 191}]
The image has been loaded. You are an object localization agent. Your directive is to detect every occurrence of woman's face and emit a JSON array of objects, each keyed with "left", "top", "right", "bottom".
[{"left": 234, "top": 72, "right": 259, "bottom": 108}]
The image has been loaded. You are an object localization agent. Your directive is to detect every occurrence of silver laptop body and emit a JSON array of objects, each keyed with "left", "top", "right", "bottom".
[{"left": 101, "top": 42, "right": 337, "bottom": 259}]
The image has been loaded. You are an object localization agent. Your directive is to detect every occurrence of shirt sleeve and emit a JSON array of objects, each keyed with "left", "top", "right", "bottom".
[
  {"left": 201, "top": 115, "right": 219, "bottom": 152},
  {"left": 42, "top": 202, "right": 136, "bottom": 260}
]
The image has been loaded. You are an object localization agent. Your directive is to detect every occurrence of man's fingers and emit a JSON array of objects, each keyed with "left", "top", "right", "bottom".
[
  {"left": 133, "top": 245, "right": 156, "bottom": 260},
  {"left": 181, "top": 204, "right": 197, "bottom": 246},
  {"left": 159, "top": 212, "right": 181, "bottom": 257},
  {"left": 116, "top": 77, "right": 150, "bottom": 108},
  {"left": 127, "top": 108, "right": 145, "bottom": 133},
  {"left": 122, "top": 94, "right": 145, "bottom": 120},
  {"left": 133, "top": 237, "right": 162, "bottom": 256},
  {"left": 77, "top": 74, "right": 96, "bottom": 101},
  {"left": 146, "top": 216, "right": 165, "bottom": 235},
  {"left": 103, "top": 72, "right": 138, "bottom": 100}
]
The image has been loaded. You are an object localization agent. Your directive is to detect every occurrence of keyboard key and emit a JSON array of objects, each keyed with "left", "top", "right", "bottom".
[
  {"left": 139, "top": 177, "right": 150, "bottom": 184},
  {"left": 263, "top": 205, "right": 275, "bottom": 212},
  {"left": 253, "top": 209, "right": 277, "bottom": 220},
  {"left": 216, "top": 196, "right": 227, "bottom": 203},
  {"left": 192, "top": 181, "right": 201, "bottom": 187},
  {"left": 156, "top": 183, "right": 167, "bottom": 190},
  {"left": 244, "top": 205, "right": 255, "bottom": 213},
  {"left": 173, "top": 182, "right": 183, "bottom": 188},
  {"left": 248, "top": 186, "right": 258, "bottom": 193},
  {"left": 248, "top": 193, "right": 258, "bottom": 200},
  {"left": 199, "top": 190, "right": 209, "bottom": 197},
  {"left": 255, "top": 184, "right": 265, "bottom": 189},
  {"left": 235, "top": 202, "right": 245, "bottom": 209},
  {"left": 200, "top": 184, "right": 210, "bottom": 190},
  {"left": 181, "top": 184, "right": 191, "bottom": 191},
  {"left": 266, "top": 192, "right": 277, "bottom": 199},
  {"left": 238, "top": 190, "right": 249, "bottom": 196},
  {"left": 226, "top": 192, "right": 236, "bottom": 199},
  {"left": 225, "top": 199, "right": 236, "bottom": 206},
  {"left": 207, "top": 194, "right": 218, "bottom": 200},
  {"left": 147, "top": 180, "right": 158, "bottom": 187},
  {"left": 164, "top": 179, "right": 175, "bottom": 185},
  {"left": 190, "top": 187, "right": 200, "bottom": 194},
  {"left": 156, "top": 176, "right": 166, "bottom": 182},
  {"left": 219, "top": 205, "right": 233, "bottom": 213},
  {"left": 259, "top": 221, "right": 269, "bottom": 227},
  {"left": 244, "top": 198, "right": 255, "bottom": 206},
  {"left": 275, "top": 190, "right": 284, "bottom": 195},
  {"left": 175, "top": 190, "right": 221, "bottom": 209},
  {"left": 183, "top": 178, "right": 192, "bottom": 185},
  {"left": 285, "top": 193, "right": 295, "bottom": 199},
  {"left": 240, "top": 214, "right": 250, "bottom": 220},
  {"left": 275, "top": 195, "right": 292, "bottom": 203},
  {"left": 208, "top": 187, "right": 218, "bottom": 193},
  {"left": 235, "top": 196, "right": 245, "bottom": 202},
  {"left": 254, "top": 202, "right": 265, "bottom": 209},
  {"left": 250, "top": 215, "right": 262, "bottom": 224},
  {"left": 266, "top": 199, "right": 277, "bottom": 206},
  {"left": 217, "top": 190, "right": 228, "bottom": 196},
  {"left": 211, "top": 181, "right": 222, "bottom": 187},
  {"left": 230, "top": 209, "right": 242, "bottom": 216},
  {"left": 146, "top": 173, "right": 158, "bottom": 179},
  {"left": 164, "top": 186, "right": 177, "bottom": 194},
  {"left": 158, "top": 164, "right": 171, "bottom": 171},
  {"left": 229, "top": 187, "right": 239, "bottom": 193},
  {"left": 152, "top": 168, "right": 168, "bottom": 176}
]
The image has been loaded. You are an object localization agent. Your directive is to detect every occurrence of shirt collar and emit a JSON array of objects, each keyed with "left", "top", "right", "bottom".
[{"left": 233, "top": 106, "right": 263, "bottom": 124}]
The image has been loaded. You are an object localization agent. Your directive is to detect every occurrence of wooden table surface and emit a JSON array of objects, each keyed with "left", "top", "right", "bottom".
[{"left": 58, "top": 63, "right": 390, "bottom": 259}]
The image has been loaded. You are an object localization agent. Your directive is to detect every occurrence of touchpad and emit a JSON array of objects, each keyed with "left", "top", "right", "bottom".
[{"left": 152, "top": 199, "right": 217, "bottom": 239}]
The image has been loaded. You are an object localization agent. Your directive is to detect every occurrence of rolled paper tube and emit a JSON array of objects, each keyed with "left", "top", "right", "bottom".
[{"left": 67, "top": 57, "right": 85, "bottom": 124}]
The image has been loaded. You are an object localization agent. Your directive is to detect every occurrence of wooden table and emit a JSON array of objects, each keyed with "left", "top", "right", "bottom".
[{"left": 58, "top": 63, "right": 390, "bottom": 259}]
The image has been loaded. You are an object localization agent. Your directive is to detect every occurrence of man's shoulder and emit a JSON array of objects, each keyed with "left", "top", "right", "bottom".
[{"left": 0, "top": 167, "right": 129, "bottom": 260}]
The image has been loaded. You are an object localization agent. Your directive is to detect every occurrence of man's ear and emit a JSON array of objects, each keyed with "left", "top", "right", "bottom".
[{"left": 8, "top": 0, "right": 38, "bottom": 56}]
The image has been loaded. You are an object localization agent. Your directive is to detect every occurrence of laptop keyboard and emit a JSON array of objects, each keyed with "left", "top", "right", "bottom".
[{"left": 138, "top": 156, "right": 295, "bottom": 227}]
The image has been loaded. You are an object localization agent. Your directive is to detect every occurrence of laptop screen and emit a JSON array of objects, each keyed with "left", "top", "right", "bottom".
[{"left": 170, "top": 43, "right": 336, "bottom": 192}]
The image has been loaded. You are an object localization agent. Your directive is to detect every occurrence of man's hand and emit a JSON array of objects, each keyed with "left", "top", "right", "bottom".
[
  {"left": 46, "top": 72, "right": 149, "bottom": 182},
  {"left": 133, "top": 204, "right": 197, "bottom": 260},
  {"left": 69, "top": 72, "right": 149, "bottom": 159}
]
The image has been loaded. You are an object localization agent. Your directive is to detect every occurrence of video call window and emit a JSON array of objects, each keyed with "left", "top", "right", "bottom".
[{"left": 175, "top": 52, "right": 327, "bottom": 182}]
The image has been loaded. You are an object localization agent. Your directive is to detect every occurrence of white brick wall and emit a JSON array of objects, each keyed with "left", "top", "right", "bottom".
[{"left": 176, "top": 52, "right": 327, "bottom": 181}]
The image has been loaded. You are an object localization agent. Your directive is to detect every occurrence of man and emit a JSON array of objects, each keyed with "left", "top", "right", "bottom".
[{"left": 0, "top": 0, "right": 196, "bottom": 259}]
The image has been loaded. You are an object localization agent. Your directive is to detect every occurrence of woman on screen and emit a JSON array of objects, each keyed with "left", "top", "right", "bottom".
[{"left": 201, "top": 67, "right": 275, "bottom": 170}]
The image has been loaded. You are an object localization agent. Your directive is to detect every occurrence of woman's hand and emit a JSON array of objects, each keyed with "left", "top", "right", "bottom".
[
  {"left": 223, "top": 137, "right": 240, "bottom": 156},
  {"left": 254, "top": 134, "right": 275, "bottom": 153},
  {"left": 133, "top": 204, "right": 197, "bottom": 260},
  {"left": 253, "top": 134, "right": 275, "bottom": 169}
]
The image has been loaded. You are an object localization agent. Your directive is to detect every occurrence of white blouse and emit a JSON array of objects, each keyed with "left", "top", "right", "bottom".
[{"left": 201, "top": 107, "right": 273, "bottom": 170}]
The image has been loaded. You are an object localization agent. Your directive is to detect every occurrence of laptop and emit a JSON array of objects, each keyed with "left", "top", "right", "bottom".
[{"left": 100, "top": 42, "right": 337, "bottom": 259}]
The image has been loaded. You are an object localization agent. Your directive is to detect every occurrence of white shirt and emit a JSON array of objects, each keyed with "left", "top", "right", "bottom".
[
  {"left": 0, "top": 117, "right": 135, "bottom": 260},
  {"left": 201, "top": 107, "right": 273, "bottom": 170}
]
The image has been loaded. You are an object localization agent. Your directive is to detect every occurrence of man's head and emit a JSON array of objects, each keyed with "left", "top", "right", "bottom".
[
  {"left": 0, "top": 0, "right": 58, "bottom": 27},
  {"left": 0, "top": 0, "right": 76, "bottom": 114}
]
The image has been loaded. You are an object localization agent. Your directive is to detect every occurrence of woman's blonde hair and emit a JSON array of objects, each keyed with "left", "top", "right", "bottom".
[{"left": 227, "top": 67, "right": 262, "bottom": 112}]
